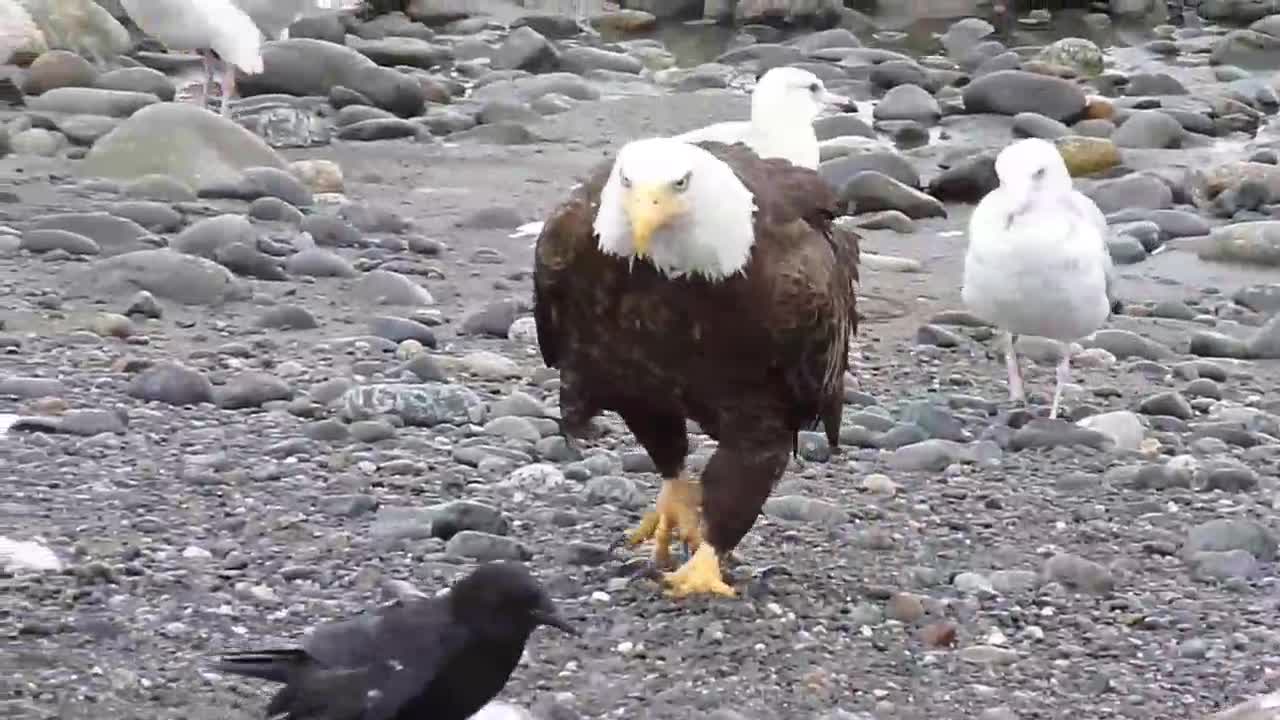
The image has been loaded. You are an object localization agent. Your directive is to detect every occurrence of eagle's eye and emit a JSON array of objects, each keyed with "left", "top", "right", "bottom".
[
  {"left": 672, "top": 173, "right": 691, "bottom": 192},
  {"left": 620, "top": 173, "right": 632, "bottom": 189},
  {"left": 808, "top": 82, "right": 820, "bottom": 94},
  {"left": 1032, "top": 167, "right": 1046, "bottom": 181}
]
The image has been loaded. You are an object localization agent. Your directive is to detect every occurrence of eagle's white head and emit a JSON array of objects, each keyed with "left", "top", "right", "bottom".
[{"left": 593, "top": 138, "right": 757, "bottom": 281}]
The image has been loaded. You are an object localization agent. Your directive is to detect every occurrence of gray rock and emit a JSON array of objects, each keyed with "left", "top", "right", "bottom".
[
  {"left": 94, "top": 66, "right": 175, "bottom": 101},
  {"left": 584, "top": 475, "right": 647, "bottom": 509},
  {"left": 19, "top": 228, "right": 99, "bottom": 255},
  {"left": 1112, "top": 110, "right": 1184, "bottom": 149},
  {"left": 840, "top": 171, "right": 944, "bottom": 218},
  {"left": 763, "top": 495, "right": 849, "bottom": 525},
  {"left": 1042, "top": 552, "right": 1114, "bottom": 593},
  {"left": 80, "top": 249, "right": 248, "bottom": 305},
  {"left": 353, "top": 269, "right": 433, "bottom": 305},
  {"left": 1084, "top": 174, "right": 1173, "bottom": 214},
  {"left": 26, "top": 86, "right": 156, "bottom": 117},
  {"left": 492, "top": 26, "right": 559, "bottom": 72},
  {"left": 285, "top": 248, "right": 358, "bottom": 278},
  {"left": 172, "top": 214, "right": 255, "bottom": 259},
  {"left": 217, "top": 372, "right": 294, "bottom": 409},
  {"left": 240, "top": 39, "right": 426, "bottom": 117},
  {"left": 1185, "top": 518, "right": 1276, "bottom": 561},
  {"left": 108, "top": 201, "right": 182, "bottom": 233},
  {"left": 198, "top": 166, "right": 313, "bottom": 207},
  {"left": 26, "top": 211, "right": 150, "bottom": 256},
  {"left": 1012, "top": 112, "right": 1069, "bottom": 139},
  {"left": 820, "top": 150, "right": 920, "bottom": 190},
  {"left": 82, "top": 102, "right": 287, "bottom": 188},
  {"left": 127, "top": 362, "right": 214, "bottom": 405},
  {"left": 1137, "top": 391, "right": 1194, "bottom": 419},
  {"left": 872, "top": 83, "right": 940, "bottom": 124},
  {"left": 256, "top": 304, "right": 319, "bottom": 330},
  {"left": 887, "top": 439, "right": 967, "bottom": 471},
  {"left": 445, "top": 531, "right": 531, "bottom": 561},
  {"left": 339, "top": 383, "right": 484, "bottom": 426},
  {"left": 962, "top": 70, "right": 1087, "bottom": 122},
  {"left": 368, "top": 316, "right": 437, "bottom": 346}
]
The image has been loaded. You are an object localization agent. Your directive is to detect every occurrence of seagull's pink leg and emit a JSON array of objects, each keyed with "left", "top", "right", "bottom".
[
  {"left": 221, "top": 61, "right": 236, "bottom": 116},
  {"left": 1049, "top": 354, "right": 1071, "bottom": 420},
  {"left": 199, "top": 49, "right": 214, "bottom": 108},
  {"left": 1004, "top": 331, "right": 1025, "bottom": 404}
]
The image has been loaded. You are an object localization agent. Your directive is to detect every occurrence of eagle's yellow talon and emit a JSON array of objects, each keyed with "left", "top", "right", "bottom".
[
  {"left": 625, "top": 511, "right": 659, "bottom": 546},
  {"left": 624, "top": 475, "right": 703, "bottom": 569},
  {"left": 663, "top": 543, "right": 736, "bottom": 598}
]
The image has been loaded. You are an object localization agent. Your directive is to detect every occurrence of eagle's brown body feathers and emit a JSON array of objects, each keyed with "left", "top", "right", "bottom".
[{"left": 533, "top": 141, "right": 859, "bottom": 556}]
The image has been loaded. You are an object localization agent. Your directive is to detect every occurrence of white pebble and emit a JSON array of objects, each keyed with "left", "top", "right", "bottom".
[
  {"left": 0, "top": 536, "right": 63, "bottom": 573},
  {"left": 590, "top": 591, "right": 611, "bottom": 603},
  {"left": 508, "top": 316, "right": 539, "bottom": 344},
  {"left": 181, "top": 546, "right": 212, "bottom": 560},
  {"left": 615, "top": 641, "right": 634, "bottom": 654},
  {"left": 861, "top": 473, "right": 899, "bottom": 495}
]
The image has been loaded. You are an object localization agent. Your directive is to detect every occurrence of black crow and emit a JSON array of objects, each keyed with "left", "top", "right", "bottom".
[{"left": 210, "top": 562, "right": 577, "bottom": 720}]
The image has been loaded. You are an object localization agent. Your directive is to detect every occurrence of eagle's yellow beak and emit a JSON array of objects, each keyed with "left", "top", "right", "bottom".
[{"left": 624, "top": 183, "right": 679, "bottom": 258}]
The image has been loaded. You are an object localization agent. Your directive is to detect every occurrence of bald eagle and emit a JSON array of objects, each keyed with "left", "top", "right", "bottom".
[{"left": 532, "top": 138, "right": 860, "bottom": 597}]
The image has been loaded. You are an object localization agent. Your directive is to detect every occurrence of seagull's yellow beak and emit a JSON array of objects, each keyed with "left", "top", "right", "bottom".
[{"left": 624, "top": 183, "right": 681, "bottom": 258}]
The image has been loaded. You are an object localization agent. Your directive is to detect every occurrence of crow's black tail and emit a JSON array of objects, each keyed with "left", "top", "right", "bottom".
[{"left": 210, "top": 649, "right": 309, "bottom": 684}]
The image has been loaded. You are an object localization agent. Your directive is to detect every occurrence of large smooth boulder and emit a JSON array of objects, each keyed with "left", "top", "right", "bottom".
[
  {"left": 20, "top": 0, "right": 129, "bottom": 62},
  {"left": 238, "top": 38, "right": 427, "bottom": 117},
  {"left": 81, "top": 102, "right": 286, "bottom": 187},
  {"left": 962, "top": 70, "right": 1088, "bottom": 123},
  {"left": 75, "top": 249, "right": 250, "bottom": 305}
]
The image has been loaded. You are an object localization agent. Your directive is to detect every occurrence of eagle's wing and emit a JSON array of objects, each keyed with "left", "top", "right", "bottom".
[{"left": 532, "top": 160, "right": 615, "bottom": 369}]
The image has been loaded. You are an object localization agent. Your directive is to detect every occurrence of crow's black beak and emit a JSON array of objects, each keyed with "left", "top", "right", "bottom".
[{"left": 531, "top": 607, "right": 578, "bottom": 636}]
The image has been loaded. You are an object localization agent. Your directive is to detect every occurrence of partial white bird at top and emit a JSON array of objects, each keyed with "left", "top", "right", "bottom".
[
  {"left": 672, "top": 66, "right": 855, "bottom": 170},
  {"left": 119, "top": 0, "right": 265, "bottom": 116},
  {"left": 961, "top": 137, "right": 1121, "bottom": 420},
  {"left": 232, "top": 0, "right": 350, "bottom": 41}
]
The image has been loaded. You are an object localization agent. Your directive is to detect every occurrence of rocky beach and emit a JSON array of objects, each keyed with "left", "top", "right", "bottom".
[{"left": 5, "top": 0, "right": 1280, "bottom": 718}]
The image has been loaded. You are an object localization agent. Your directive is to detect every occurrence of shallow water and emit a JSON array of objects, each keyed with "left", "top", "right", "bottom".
[{"left": 615, "top": 7, "right": 1181, "bottom": 68}]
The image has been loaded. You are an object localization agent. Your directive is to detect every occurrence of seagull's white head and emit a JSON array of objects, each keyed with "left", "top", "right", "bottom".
[
  {"left": 752, "top": 66, "right": 854, "bottom": 128},
  {"left": 592, "top": 138, "right": 757, "bottom": 281},
  {"left": 995, "top": 138, "right": 1074, "bottom": 195}
]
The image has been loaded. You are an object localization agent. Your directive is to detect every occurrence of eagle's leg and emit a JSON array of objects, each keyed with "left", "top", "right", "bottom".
[
  {"left": 628, "top": 474, "right": 702, "bottom": 569},
  {"left": 664, "top": 437, "right": 788, "bottom": 599},
  {"left": 617, "top": 410, "right": 694, "bottom": 569},
  {"left": 821, "top": 389, "right": 843, "bottom": 456}
]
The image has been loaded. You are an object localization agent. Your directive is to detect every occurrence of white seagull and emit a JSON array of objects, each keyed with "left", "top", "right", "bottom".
[
  {"left": 673, "top": 66, "right": 854, "bottom": 170},
  {"left": 961, "top": 137, "right": 1122, "bottom": 419},
  {"left": 119, "top": 0, "right": 265, "bottom": 116}
]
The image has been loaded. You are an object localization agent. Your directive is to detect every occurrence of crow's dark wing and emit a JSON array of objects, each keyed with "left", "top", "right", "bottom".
[{"left": 354, "top": 599, "right": 473, "bottom": 720}]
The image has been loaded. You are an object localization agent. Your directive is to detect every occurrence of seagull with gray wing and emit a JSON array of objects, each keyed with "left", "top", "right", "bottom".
[{"left": 962, "top": 137, "right": 1122, "bottom": 419}]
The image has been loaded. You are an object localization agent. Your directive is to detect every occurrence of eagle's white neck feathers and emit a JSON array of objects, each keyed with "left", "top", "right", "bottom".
[{"left": 593, "top": 138, "right": 757, "bottom": 281}]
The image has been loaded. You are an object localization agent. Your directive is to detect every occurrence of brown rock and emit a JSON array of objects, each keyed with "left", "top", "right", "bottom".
[
  {"left": 1054, "top": 135, "right": 1120, "bottom": 176},
  {"left": 1083, "top": 95, "right": 1114, "bottom": 120},
  {"left": 290, "top": 159, "right": 344, "bottom": 194},
  {"left": 885, "top": 591, "right": 926, "bottom": 624},
  {"left": 920, "top": 621, "right": 958, "bottom": 648},
  {"left": 22, "top": 50, "right": 97, "bottom": 95},
  {"left": 1205, "top": 161, "right": 1280, "bottom": 198},
  {"left": 589, "top": 9, "right": 657, "bottom": 33}
]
